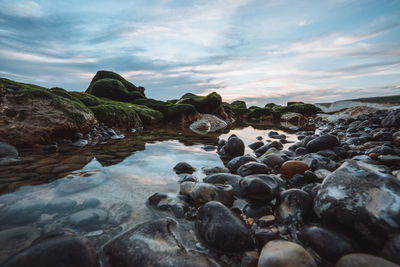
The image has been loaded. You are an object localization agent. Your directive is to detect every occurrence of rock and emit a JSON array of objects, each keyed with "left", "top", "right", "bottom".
[
  {"left": 314, "top": 160, "right": 400, "bottom": 248},
  {"left": 393, "top": 131, "right": 400, "bottom": 146},
  {"left": 104, "top": 217, "right": 217, "bottom": 267},
  {"left": 257, "top": 240, "right": 317, "bottom": 267},
  {"left": 148, "top": 192, "right": 189, "bottom": 218},
  {"left": 107, "top": 202, "right": 132, "bottom": 225},
  {"left": 281, "top": 112, "right": 307, "bottom": 124},
  {"left": 260, "top": 154, "right": 285, "bottom": 169},
  {"left": 306, "top": 134, "right": 339, "bottom": 152},
  {"left": 203, "top": 173, "right": 242, "bottom": 196},
  {"left": 81, "top": 198, "right": 101, "bottom": 208},
  {"left": 0, "top": 142, "right": 18, "bottom": 158},
  {"left": 201, "top": 145, "right": 217, "bottom": 151},
  {"left": 304, "top": 170, "right": 322, "bottom": 183},
  {"left": 381, "top": 234, "right": 400, "bottom": 265},
  {"left": 381, "top": 110, "right": 400, "bottom": 127},
  {"left": 249, "top": 141, "right": 264, "bottom": 150},
  {"left": 237, "top": 162, "right": 271, "bottom": 176},
  {"left": 225, "top": 135, "right": 245, "bottom": 158},
  {"left": 295, "top": 147, "right": 308, "bottom": 156},
  {"left": 336, "top": 253, "right": 400, "bottom": 267},
  {"left": 196, "top": 201, "right": 253, "bottom": 253},
  {"left": 226, "top": 155, "right": 258, "bottom": 173},
  {"left": 173, "top": 162, "right": 197, "bottom": 174},
  {"left": 280, "top": 160, "right": 309, "bottom": 178},
  {"left": 3, "top": 232, "right": 98, "bottom": 267},
  {"left": 255, "top": 141, "right": 283, "bottom": 156},
  {"left": 241, "top": 251, "right": 259, "bottom": 267},
  {"left": 313, "top": 169, "right": 331, "bottom": 181},
  {"left": 379, "top": 155, "right": 400, "bottom": 165},
  {"left": 180, "top": 182, "right": 234, "bottom": 207},
  {"left": 278, "top": 189, "right": 311, "bottom": 225},
  {"left": 201, "top": 166, "right": 229, "bottom": 175},
  {"left": 298, "top": 226, "right": 359, "bottom": 262},
  {"left": 254, "top": 228, "right": 280, "bottom": 246},
  {"left": 240, "top": 176, "right": 278, "bottom": 202},
  {"left": 300, "top": 153, "right": 338, "bottom": 170},
  {"left": 56, "top": 176, "right": 107, "bottom": 195},
  {"left": 68, "top": 208, "right": 108, "bottom": 230}
]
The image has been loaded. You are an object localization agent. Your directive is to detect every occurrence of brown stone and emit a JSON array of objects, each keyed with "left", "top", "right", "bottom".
[{"left": 280, "top": 160, "right": 309, "bottom": 178}]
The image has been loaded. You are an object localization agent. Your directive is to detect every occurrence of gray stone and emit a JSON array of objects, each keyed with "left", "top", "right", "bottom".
[{"left": 336, "top": 253, "right": 400, "bottom": 267}]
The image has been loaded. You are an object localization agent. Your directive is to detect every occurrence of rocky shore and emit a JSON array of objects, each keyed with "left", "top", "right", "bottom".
[{"left": 1, "top": 72, "right": 400, "bottom": 266}]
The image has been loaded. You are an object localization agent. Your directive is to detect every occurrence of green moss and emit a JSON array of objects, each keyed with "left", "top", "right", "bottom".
[
  {"left": 283, "top": 103, "right": 321, "bottom": 116},
  {"left": 130, "top": 104, "right": 164, "bottom": 124},
  {"left": 69, "top": 91, "right": 102, "bottom": 107},
  {"left": 165, "top": 104, "right": 197, "bottom": 120},
  {"left": 50, "top": 87, "right": 74, "bottom": 100},
  {"left": 89, "top": 103, "right": 142, "bottom": 129},
  {"left": 230, "top": 100, "right": 249, "bottom": 117},
  {"left": 180, "top": 92, "right": 222, "bottom": 114},
  {"left": 132, "top": 98, "right": 170, "bottom": 113},
  {"left": 264, "top": 103, "right": 277, "bottom": 109},
  {"left": 87, "top": 70, "right": 145, "bottom": 96},
  {"left": 86, "top": 78, "right": 143, "bottom": 102},
  {"left": 287, "top": 101, "right": 304, "bottom": 106}
]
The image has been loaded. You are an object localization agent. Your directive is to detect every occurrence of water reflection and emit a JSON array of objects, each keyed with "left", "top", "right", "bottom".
[{"left": 0, "top": 125, "right": 298, "bottom": 264}]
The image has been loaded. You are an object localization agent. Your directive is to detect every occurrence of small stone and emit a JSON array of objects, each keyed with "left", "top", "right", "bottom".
[
  {"left": 280, "top": 160, "right": 309, "bottom": 178},
  {"left": 336, "top": 253, "right": 400, "bottom": 267},
  {"left": 306, "top": 134, "right": 339, "bottom": 153},
  {"left": 259, "top": 215, "right": 275, "bottom": 227},
  {"left": 173, "top": 162, "right": 197, "bottom": 174}
]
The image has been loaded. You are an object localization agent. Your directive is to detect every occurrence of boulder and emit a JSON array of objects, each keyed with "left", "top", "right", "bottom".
[
  {"left": 314, "top": 160, "right": 400, "bottom": 248},
  {"left": 226, "top": 155, "right": 258, "bottom": 173},
  {"left": 173, "top": 162, "right": 197, "bottom": 174},
  {"left": 180, "top": 182, "right": 234, "bottom": 207},
  {"left": 196, "top": 201, "right": 253, "bottom": 253},
  {"left": 189, "top": 114, "right": 227, "bottom": 135},
  {"left": 237, "top": 162, "right": 271, "bottom": 177},
  {"left": 306, "top": 134, "right": 339, "bottom": 153},
  {"left": 240, "top": 176, "right": 278, "bottom": 202},
  {"left": 278, "top": 189, "right": 312, "bottom": 225},
  {"left": 225, "top": 135, "right": 245, "bottom": 158}
]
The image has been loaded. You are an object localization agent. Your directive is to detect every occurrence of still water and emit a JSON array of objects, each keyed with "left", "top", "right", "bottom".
[{"left": 0, "top": 125, "right": 297, "bottom": 263}]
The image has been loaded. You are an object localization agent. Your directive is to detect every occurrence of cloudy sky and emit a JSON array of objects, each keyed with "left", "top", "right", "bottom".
[{"left": 0, "top": 0, "right": 399, "bottom": 105}]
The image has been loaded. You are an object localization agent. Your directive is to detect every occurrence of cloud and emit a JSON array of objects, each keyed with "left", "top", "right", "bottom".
[
  {"left": 7, "top": 1, "right": 43, "bottom": 17},
  {"left": 297, "top": 19, "right": 312, "bottom": 27}
]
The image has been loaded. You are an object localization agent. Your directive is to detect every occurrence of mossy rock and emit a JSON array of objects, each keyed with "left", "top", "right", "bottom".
[
  {"left": 287, "top": 101, "right": 304, "bottom": 106},
  {"left": 165, "top": 104, "right": 197, "bottom": 121},
  {"left": 50, "top": 87, "right": 74, "bottom": 100},
  {"left": 89, "top": 103, "right": 142, "bottom": 130},
  {"left": 86, "top": 78, "right": 142, "bottom": 102},
  {"left": 87, "top": 70, "right": 145, "bottom": 96},
  {"left": 264, "top": 103, "right": 277, "bottom": 109},
  {"left": 69, "top": 92, "right": 102, "bottom": 107},
  {"left": 271, "top": 103, "right": 321, "bottom": 116},
  {"left": 230, "top": 100, "right": 249, "bottom": 117},
  {"left": 130, "top": 104, "right": 164, "bottom": 124},
  {"left": 132, "top": 98, "right": 170, "bottom": 114},
  {"left": 180, "top": 92, "right": 222, "bottom": 114},
  {"left": 222, "top": 102, "right": 234, "bottom": 116}
]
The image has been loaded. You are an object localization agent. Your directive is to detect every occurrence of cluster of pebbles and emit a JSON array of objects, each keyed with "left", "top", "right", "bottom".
[{"left": 1, "top": 108, "right": 400, "bottom": 267}]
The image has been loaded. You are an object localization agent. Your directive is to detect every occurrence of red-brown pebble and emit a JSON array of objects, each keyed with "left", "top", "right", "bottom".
[{"left": 280, "top": 160, "right": 309, "bottom": 178}]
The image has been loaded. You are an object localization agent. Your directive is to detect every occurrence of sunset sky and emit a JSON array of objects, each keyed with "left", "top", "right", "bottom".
[{"left": 0, "top": 0, "right": 399, "bottom": 105}]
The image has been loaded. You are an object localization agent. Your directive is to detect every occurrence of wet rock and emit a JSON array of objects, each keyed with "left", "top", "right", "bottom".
[
  {"left": 254, "top": 228, "right": 280, "bottom": 246},
  {"left": 241, "top": 251, "right": 259, "bottom": 267},
  {"left": 3, "top": 232, "right": 98, "bottom": 267},
  {"left": 173, "top": 162, "right": 197, "bottom": 174},
  {"left": 178, "top": 174, "right": 198, "bottom": 183},
  {"left": 237, "top": 162, "right": 271, "bottom": 177},
  {"left": 227, "top": 154, "right": 258, "bottom": 173},
  {"left": 68, "top": 208, "right": 108, "bottom": 230},
  {"left": 260, "top": 154, "right": 285, "bottom": 169},
  {"left": 304, "top": 170, "right": 321, "bottom": 183},
  {"left": 45, "top": 198, "right": 77, "bottom": 214},
  {"left": 336, "top": 253, "right": 400, "bottom": 267},
  {"left": 0, "top": 142, "right": 18, "bottom": 158},
  {"left": 201, "top": 166, "right": 229, "bottom": 175},
  {"left": 259, "top": 215, "right": 276, "bottom": 227},
  {"left": 300, "top": 153, "right": 338, "bottom": 170},
  {"left": 381, "top": 110, "right": 400, "bottom": 127},
  {"left": 104, "top": 217, "right": 217, "bottom": 267},
  {"left": 196, "top": 201, "right": 253, "bottom": 253},
  {"left": 190, "top": 114, "right": 227, "bottom": 135},
  {"left": 314, "top": 160, "right": 400, "bottom": 248},
  {"left": 203, "top": 173, "right": 242, "bottom": 196},
  {"left": 225, "top": 135, "right": 245, "bottom": 158},
  {"left": 295, "top": 147, "right": 308, "bottom": 156},
  {"left": 82, "top": 198, "right": 101, "bottom": 208},
  {"left": 381, "top": 234, "right": 400, "bottom": 265},
  {"left": 180, "top": 182, "right": 234, "bottom": 207},
  {"left": 243, "top": 201, "right": 269, "bottom": 218},
  {"left": 258, "top": 240, "right": 317, "bottom": 267},
  {"left": 249, "top": 141, "right": 264, "bottom": 150},
  {"left": 255, "top": 141, "right": 283, "bottom": 156},
  {"left": 202, "top": 145, "right": 217, "bottom": 151},
  {"left": 240, "top": 176, "right": 278, "bottom": 202},
  {"left": 148, "top": 192, "right": 189, "bottom": 218},
  {"left": 72, "top": 139, "right": 88, "bottom": 147},
  {"left": 108, "top": 202, "right": 132, "bottom": 225},
  {"left": 306, "top": 134, "right": 339, "bottom": 152},
  {"left": 379, "top": 155, "right": 400, "bottom": 165},
  {"left": 280, "top": 160, "right": 309, "bottom": 178},
  {"left": 278, "top": 189, "right": 312, "bottom": 225},
  {"left": 57, "top": 176, "right": 107, "bottom": 195},
  {"left": 298, "top": 226, "right": 359, "bottom": 262},
  {"left": 393, "top": 131, "right": 400, "bottom": 146},
  {"left": 313, "top": 169, "right": 331, "bottom": 181},
  {"left": 0, "top": 200, "right": 46, "bottom": 225}
]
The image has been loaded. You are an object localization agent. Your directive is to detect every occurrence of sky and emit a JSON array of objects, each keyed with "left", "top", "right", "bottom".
[{"left": 0, "top": 0, "right": 399, "bottom": 106}]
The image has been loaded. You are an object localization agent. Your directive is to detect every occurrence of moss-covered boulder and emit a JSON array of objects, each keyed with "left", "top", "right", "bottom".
[
  {"left": 0, "top": 78, "right": 97, "bottom": 147},
  {"left": 132, "top": 98, "right": 169, "bottom": 114},
  {"left": 86, "top": 78, "right": 143, "bottom": 102},
  {"left": 230, "top": 100, "right": 249, "bottom": 118},
  {"left": 165, "top": 104, "right": 197, "bottom": 121},
  {"left": 284, "top": 103, "right": 321, "bottom": 116},
  {"left": 87, "top": 70, "right": 145, "bottom": 96},
  {"left": 89, "top": 103, "right": 142, "bottom": 130},
  {"left": 180, "top": 92, "right": 222, "bottom": 114},
  {"left": 69, "top": 92, "right": 102, "bottom": 107}
]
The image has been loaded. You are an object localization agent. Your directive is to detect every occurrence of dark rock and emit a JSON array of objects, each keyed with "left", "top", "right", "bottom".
[
  {"left": 240, "top": 176, "right": 278, "bottom": 202},
  {"left": 201, "top": 166, "right": 229, "bottom": 175},
  {"left": 225, "top": 135, "right": 245, "bottom": 158},
  {"left": 148, "top": 192, "right": 189, "bottom": 218},
  {"left": 226, "top": 155, "right": 258, "bottom": 173},
  {"left": 45, "top": 198, "right": 77, "bottom": 214},
  {"left": 248, "top": 141, "right": 264, "bottom": 151},
  {"left": 304, "top": 170, "right": 321, "bottom": 183},
  {"left": 195, "top": 201, "right": 253, "bottom": 253},
  {"left": 0, "top": 142, "right": 18, "bottom": 159},
  {"left": 298, "top": 226, "right": 359, "bottom": 262},
  {"left": 258, "top": 240, "right": 317, "bottom": 267},
  {"left": 104, "top": 217, "right": 217, "bottom": 267},
  {"left": 180, "top": 182, "right": 234, "bottom": 207},
  {"left": 237, "top": 162, "right": 271, "bottom": 176},
  {"left": 381, "top": 110, "right": 400, "bottom": 127},
  {"left": 393, "top": 132, "right": 400, "bottom": 146},
  {"left": 82, "top": 198, "right": 101, "bottom": 208},
  {"left": 300, "top": 153, "right": 338, "bottom": 170},
  {"left": 254, "top": 228, "right": 280, "bottom": 246},
  {"left": 202, "top": 173, "right": 242, "bottom": 196},
  {"left": 173, "top": 162, "right": 197, "bottom": 174},
  {"left": 278, "top": 189, "right": 312, "bottom": 225},
  {"left": 336, "top": 253, "right": 400, "bottom": 267},
  {"left": 306, "top": 134, "right": 339, "bottom": 152},
  {"left": 72, "top": 139, "right": 88, "bottom": 147},
  {"left": 3, "top": 232, "right": 98, "bottom": 267},
  {"left": 240, "top": 251, "right": 259, "bottom": 267},
  {"left": 260, "top": 154, "right": 285, "bottom": 169},
  {"left": 108, "top": 202, "right": 132, "bottom": 225},
  {"left": 314, "top": 160, "right": 400, "bottom": 248},
  {"left": 0, "top": 200, "right": 46, "bottom": 225},
  {"left": 295, "top": 147, "right": 308, "bottom": 156},
  {"left": 381, "top": 234, "right": 400, "bottom": 265},
  {"left": 68, "top": 208, "right": 108, "bottom": 230},
  {"left": 243, "top": 201, "right": 269, "bottom": 218},
  {"left": 255, "top": 141, "right": 283, "bottom": 156}
]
